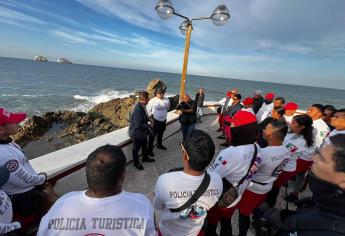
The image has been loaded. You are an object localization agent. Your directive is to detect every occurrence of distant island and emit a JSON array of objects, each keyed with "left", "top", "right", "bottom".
[
  {"left": 57, "top": 58, "right": 72, "bottom": 64},
  {"left": 33, "top": 55, "right": 48, "bottom": 62}
]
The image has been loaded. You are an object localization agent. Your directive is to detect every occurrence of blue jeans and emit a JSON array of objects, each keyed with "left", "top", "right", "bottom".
[{"left": 181, "top": 123, "right": 195, "bottom": 140}]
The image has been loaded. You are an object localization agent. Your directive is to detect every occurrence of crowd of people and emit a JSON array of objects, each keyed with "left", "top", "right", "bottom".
[{"left": 0, "top": 86, "right": 344, "bottom": 236}]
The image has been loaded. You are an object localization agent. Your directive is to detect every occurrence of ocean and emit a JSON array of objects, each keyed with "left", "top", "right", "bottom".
[{"left": 1, "top": 57, "right": 344, "bottom": 116}]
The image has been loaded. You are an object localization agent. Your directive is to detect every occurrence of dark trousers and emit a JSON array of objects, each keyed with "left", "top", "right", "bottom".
[
  {"left": 132, "top": 138, "right": 148, "bottom": 164},
  {"left": 181, "top": 123, "right": 195, "bottom": 141},
  {"left": 10, "top": 186, "right": 43, "bottom": 217},
  {"left": 148, "top": 119, "right": 167, "bottom": 151}
]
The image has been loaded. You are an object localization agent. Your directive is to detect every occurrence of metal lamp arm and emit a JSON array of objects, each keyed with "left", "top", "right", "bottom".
[
  {"left": 173, "top": 12, "right": 190, "bottom": 21},
  {"left": 191, "top": 16, "right": 212, "bottom": 23}
]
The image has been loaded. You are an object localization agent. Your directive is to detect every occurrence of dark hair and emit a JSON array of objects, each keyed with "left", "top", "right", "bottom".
[
  {"left": 138, "top": 91, "right": 149, "bottom": 101},
  {"left": 269, "top": 120, "right": 288, "bottom": 141},
  {"left": 312, "top": 104, "right": 325, "bottom": 114},
  {"left": 86, "top": 145, "right": 126, "bottom": 191},
  {"left": 329, "top": 134, "right": 345, "bottom": 173},
  {"left": 272, "top": 106, "right": 285, "bottom": 116},
  {"left": 274, "top": 97, "right": 285, "bottom": 105},
  {"left": 293, "top": 115, "right": 314, "bottom": 147},
  {"left": 324, "top": 105, "right": 337, "bottom": 115},
  {"left": 324, "top": 104, "right": 336, "bottom": 111},
  {"left": 231, "top": 122, "right": 258, "bottom": 146},
  {"left": 233, "top": 93, "right": 242, "bottom": 100},
  {"left": 183, "top": 129, "right": 215, "bottom": 171},
  {"left": 337, "top": 108, "right": 345, "bottom": 113}
]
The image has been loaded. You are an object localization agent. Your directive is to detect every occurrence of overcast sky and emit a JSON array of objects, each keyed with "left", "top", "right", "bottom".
[{"left": 0, "top": 0, "right": 344, "bottom": 89}]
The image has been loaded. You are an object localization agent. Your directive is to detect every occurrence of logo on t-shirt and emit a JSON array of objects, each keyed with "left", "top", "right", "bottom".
[
  {"left": 180, "top": 204, "right": 206, "bottom": 220},
  {"left": 217, "top": 156, "right": 228, "bottom": 166},
  {"left": 5, "top": 160, "right": 19, "bottom": 172},
  {"left": 286, "top": 143, "right": 298, "bottom": 153},
  {"left": 320, "top": 131, "right": 328, "bottom": 138},
  {"left": 271, "top": 159, "right": 289, "bottom": 177},
  {"left": 246, "top": 157, "right": 262, "bottom": 179}
]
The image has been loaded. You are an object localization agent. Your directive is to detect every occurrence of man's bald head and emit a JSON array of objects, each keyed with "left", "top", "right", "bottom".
[
  {"left": 86, "top": 145, "right": 126, "bottom": 192},
  {"left": 183, "top": 94, "right": 191, "bottom": 102}
]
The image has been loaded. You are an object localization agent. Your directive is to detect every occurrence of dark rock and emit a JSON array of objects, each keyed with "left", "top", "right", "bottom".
[
  {"left": 90, "top": 96, "right": 137, "bottom": 128},
  {"left": 79, "top": 115, "right": 91, "bottom": 126},
  {"left": 168, "top": 95, "right": 179, "bottom": 111},
  {"left": 13, "top": 79, "right": 177, "bottom": 158},
  {"left": 146, "top": 79, "right": 167, "bottom": 99}
]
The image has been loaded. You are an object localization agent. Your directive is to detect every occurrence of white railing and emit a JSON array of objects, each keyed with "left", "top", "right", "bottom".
[{"left": 29, "top": 103, "right": 219, "bottom": 194}]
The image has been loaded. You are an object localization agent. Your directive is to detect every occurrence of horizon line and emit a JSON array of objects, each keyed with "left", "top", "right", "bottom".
[{"left": 1, "top": 55, "right": 344, "bottom": 92}]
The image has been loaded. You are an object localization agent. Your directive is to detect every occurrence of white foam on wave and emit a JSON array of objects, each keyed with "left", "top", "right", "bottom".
[
  {"left": 72, "top": 89, "right": 134, "bottom": 112},
  {"left": 71, "top": 89, "right": 178, "bottom": 112},
  {"left": 73, "top": 89, "right": 133, "bottom": 103},
  {"left": 1, "top": 94, "right": 55, "bottom": 98}
]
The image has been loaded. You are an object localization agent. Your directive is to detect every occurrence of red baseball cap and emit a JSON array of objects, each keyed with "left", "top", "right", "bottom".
[
  {"left": 284, "top": 102, "right": 298, "bottom": 111},
  {"left": 242, "top": 97, "right": 254, "bottom": 105},
  {"left": 265, "top": 93, "right": 275, "bottom": 100},
  {"left": 226, "top": 91, "right": 232, "bottom": 97},
  {"left": 0, "top": 108, "right": 26, "bottom": 126},
  {"left": 228, "top": 111, "right": 257, "bottom": 127}
]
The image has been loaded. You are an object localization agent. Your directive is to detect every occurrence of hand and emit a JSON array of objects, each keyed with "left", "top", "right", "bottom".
[
  {"left": 38, "top": 172, "right": 48, "bottom": 182},
  {"left": 11, "top": 221, "right": 21, "bottom": 230}
]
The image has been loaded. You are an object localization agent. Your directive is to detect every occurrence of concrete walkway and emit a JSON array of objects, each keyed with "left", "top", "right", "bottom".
[
  {"left": 123, "top": 114, "right": 255, "bottom": 235},
  {"left": 123, "top": 114, "right": 221, "bottom": 196},
  {"left": 123, "top": 114, "right": 308, "bottom": 236}
]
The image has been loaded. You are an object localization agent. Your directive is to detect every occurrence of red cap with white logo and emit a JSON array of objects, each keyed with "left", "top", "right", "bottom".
[
  {"left": 228, "top": 110, "right": 257, "bottom": 127},
  {"left": 0, "top": 108, "right": 26, "bottom": 126}
]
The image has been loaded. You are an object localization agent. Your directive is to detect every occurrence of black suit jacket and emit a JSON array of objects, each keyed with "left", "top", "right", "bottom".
[{"left": 128, "top": 102, "right": 150, "bottom": 140}]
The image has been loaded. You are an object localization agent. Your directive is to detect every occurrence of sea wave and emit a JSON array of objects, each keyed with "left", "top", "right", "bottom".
[
  {"left": 71, "top": 89, "right": 177, "bottom": 112},
  {"left": 1, "top": 94, "right": 56, "bottom": 98},
  {"left": 73, "top": 89, "right": 133, "bottom": 104},
  {"left": 71, "top": 89, "right": 133, "bottom": 112}
]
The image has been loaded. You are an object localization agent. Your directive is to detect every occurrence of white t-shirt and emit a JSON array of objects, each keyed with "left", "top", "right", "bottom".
[
  {"left": 0, "top": 189, "right": 21, "bottom": 235},
  {"left": 220, "top": 98, "right": 234, "bottom": 114},
  {"left": 312, "top": 119, "right": 330, "bottom": 148},
  {"left": 284, "top": 115, "right": 294, "bottom": 125},
  {"left": 322, "top": 129, "right": 345, "bottom": 146},
  {"left": 247, "top": 146, "right": 290, "bottom": 194},
  {"left": 0, "top": 142, "right": 46, "bottom": 195},
  {"left": 283, "top": 133, "right": 315, "bottom": 171},
  {"left": 38, "top": 191, "right": 156, "bottom": 236},
  {"left": 153, "top": 171, "right": 222, "bottom": 236},
  {"left": 146, "top": 97, "right": 170, "bottom": 122},
  {"left": 219, "top": 97, "right": 226, "bottom": 106},
  {"left": 208, "top": 144, "right": 262, "bottom": 207},
  {"left": 241, "top": 107, "right": 255, "bottom": 115},
  {"left": 256, "top": 103, "right": 274, "bottom": 123}
]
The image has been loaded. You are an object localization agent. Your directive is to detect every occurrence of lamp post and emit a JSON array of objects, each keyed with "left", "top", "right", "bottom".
[{"left": 155, "top": 0, "right": 230, "bottom": 102}]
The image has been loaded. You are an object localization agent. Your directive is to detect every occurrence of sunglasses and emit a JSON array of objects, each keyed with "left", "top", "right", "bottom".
[{"left": 179, "top": 142, "right": 190, "bottom": 160}]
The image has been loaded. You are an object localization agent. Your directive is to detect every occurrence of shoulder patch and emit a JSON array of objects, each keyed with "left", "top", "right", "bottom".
[
  {"left": 5, "top": 159, "right": 19, "bottom": 172},
  {"left": 286, "top": 143, "right": 298, "bottom": 153},
  {"left": 320, "top": 131, "right": 328, "bottom": 138}
]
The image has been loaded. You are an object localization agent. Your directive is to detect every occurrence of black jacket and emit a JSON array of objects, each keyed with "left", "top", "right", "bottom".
[
  {"left": 224, "top": 103, "right": 242, "bottom": 117},
  {"left": 253, "top": 96, "right": 264, "bottom": 114},
  {"left": 279, "top": 208, "right": 345, "bottom": 236},
  {"left": 177, "top": 100, "right": 197, "bottom": 125},
  {"left": 128, "top": 102, "right": 150, "bottom": 140}
]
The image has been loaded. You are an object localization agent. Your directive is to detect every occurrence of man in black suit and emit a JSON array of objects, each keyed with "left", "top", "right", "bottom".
[{"left": 128, "top": 91, "right": 155, "bottom": 170}]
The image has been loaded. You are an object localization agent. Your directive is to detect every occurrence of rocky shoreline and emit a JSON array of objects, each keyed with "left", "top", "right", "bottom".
[{"left": 13, "top": 80, "right": 179, "bottom": 159}]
